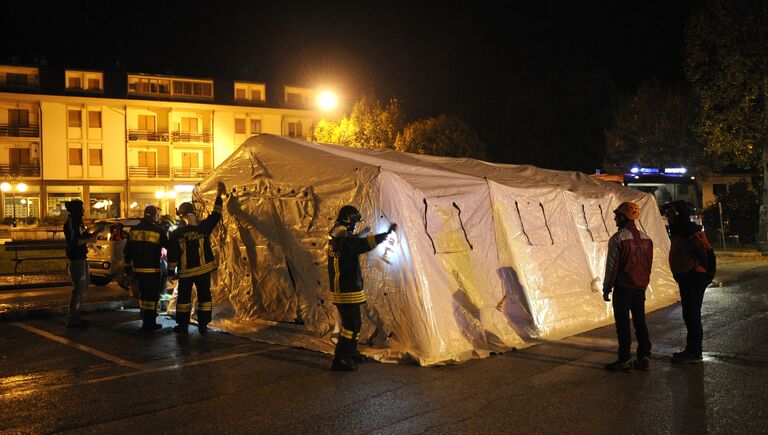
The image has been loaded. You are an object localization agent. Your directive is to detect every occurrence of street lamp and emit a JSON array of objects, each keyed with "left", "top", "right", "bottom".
[
  {"left": 317, "top": 91, "right": 339, "bottom": 111},
  {"left": 1, "top": 181, "right": 28, "bottom": 227}
]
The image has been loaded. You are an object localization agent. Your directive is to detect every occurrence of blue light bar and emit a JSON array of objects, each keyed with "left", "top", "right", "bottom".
[
  {"left": 639, "top": 167, "right": 660, "bottom": 174},
  {"left": 664, "top": 167, "right": 687, "bottom": 174}
]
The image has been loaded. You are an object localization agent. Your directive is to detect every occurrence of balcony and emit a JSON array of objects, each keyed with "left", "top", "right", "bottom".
[
  {"left": 128, "top": 166, "right": 171, "bottom": 178},
  {"left": 0, "top": 124, "right": 39, "bottom": 137},
  {"left": 171, "top": 131, "right": 212, "bottom": 143},
  {"left": 0, "top": 164, "right": 40, "bottom": 177},
  {"left": 172, "top": 167, "right": 211, "bottom": 179},
  {"left": 127, "top": 129, "right": 170, "bottom": 142}
]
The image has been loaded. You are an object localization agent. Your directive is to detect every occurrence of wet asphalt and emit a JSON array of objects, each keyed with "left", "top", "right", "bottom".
[{"left": 1, "top": 258, "right": 766, "bottom": 434}]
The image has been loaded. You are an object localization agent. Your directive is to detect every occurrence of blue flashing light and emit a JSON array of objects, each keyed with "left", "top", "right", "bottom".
[
  {"left": 664, "top": 167, "right": 687, "bottom": 174},
  {"left": 630, "top": 167, "right": 639, "bottom": 174}
]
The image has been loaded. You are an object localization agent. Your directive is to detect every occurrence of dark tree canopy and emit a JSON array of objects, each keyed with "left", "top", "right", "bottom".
[
  {"left": 395, "top": 114, "right": 488, "bottom": 159},
  {"left": 685, "top": 0, "right": 768, "bottom": 250},
  {"left": 603, "top": 83, "right": 703, "bottom": 173}
]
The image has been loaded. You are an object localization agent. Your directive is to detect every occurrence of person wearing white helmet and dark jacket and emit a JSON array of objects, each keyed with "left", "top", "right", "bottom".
[
  {"left": 167, "top": 182, "right": 226, "bottom": 335},
  {"left": 327, "top": 205, "right": 397, "bottom": 371},
  {"left": 602, "top": 201, "right": 654, "bottom": 373},
  {"left": 123, "top": 205, "right": 167, "bottom": 331}
]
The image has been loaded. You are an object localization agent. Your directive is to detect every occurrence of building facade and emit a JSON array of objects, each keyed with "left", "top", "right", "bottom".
[{"left": 0, "top": 65, "right": 322, "bottom": 221}]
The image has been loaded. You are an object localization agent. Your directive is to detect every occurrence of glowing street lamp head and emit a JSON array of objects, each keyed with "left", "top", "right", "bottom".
[
  {"left": 16, "top": 183, "right": 28, "bottom": 193},
  {"left": 0, "top": 182, "right": 10, "bottom": 192},
  {"left": 317, "top": 91, "right": 338, "bottom": 111}
]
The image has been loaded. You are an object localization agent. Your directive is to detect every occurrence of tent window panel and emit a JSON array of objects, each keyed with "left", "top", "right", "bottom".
[
  {"left": 583, "top": 203, "right": 611, "bottom": 242},
  {"left": 515, "top": 200, "right": 554, "bottom": 246},
  {"left": 425, "top": 200, "right": 471, "bottom": 254}
]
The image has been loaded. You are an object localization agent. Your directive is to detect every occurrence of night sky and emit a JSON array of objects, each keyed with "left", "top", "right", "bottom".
[{"left": 1, "top": 0, "right": 697, "bottom": 172}]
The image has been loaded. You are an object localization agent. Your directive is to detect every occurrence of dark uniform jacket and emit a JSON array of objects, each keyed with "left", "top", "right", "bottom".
[
  {"left": 327, "top": 225, "right": 389, "bottom": 305},
  {"left": 63, "top": 218, "right": 91, "bottom": 260},
  {"left": 168, "top": 196, "right": 223, "bottom": 278},
  {"left": 124, "top": 219, "right": 167, "bottom": 273}
]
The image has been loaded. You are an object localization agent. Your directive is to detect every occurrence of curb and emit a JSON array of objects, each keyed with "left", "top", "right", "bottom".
[
  {"left": 0, "top": 281, "right": 71, "bottom": 291},
  {"left": 714, "top": 250, "right": 766, "bottom": 258},
  {"left": 0, "top": 299, "right": 132, "bottom": 322}
]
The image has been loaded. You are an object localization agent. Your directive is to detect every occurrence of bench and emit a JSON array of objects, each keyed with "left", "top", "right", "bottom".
[{"left": 4, "top": 239, "right": 68, "bottom": 275}]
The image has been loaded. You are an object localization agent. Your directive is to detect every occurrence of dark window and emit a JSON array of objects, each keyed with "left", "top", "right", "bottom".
[
  {"left": 6, "top": 73, "right": 28, "bottom": 85},
  {"left": 89, "top": 149, "right": 103, "bottom": 166},
  {"left": 286, "top": 93, "right": 303, "bottom": 106},
  {"left": 87, "top": 78, "right": 101, "bottom": 90},
  {"left": 288, "top": 122, "right": 302, "bottom": 138},
  {"left": 235, "top": 88, "right": 247, "bottom": 100},
  {"left": 88, "top": 111, "right": 102, "bottom": 128},
  {"left": 235, "top": 119, "right": 246, "bottom": 134},
  {"left": 68, "top": 110, "right": 82, "bottom": 128},
  {"left": 713, "top": 184, "right": 727, "bottom": 196},
  {"left": 250, "top": 119, "right": 261, "bottom": 134},
  {"left": 10, "top": 148, "right": 30, "bottom": 165},
  {"left": 9, "top": 109, "right": 29, "bottom": 127},
  {"left": 252, "top": 89, "right": 262, "bottom": 101},
  {"left": 68, "top": 77, "right": 82, "bottom": 89},
  {"left": 69, "top": 148, "right": 82, "bottom": 165}
]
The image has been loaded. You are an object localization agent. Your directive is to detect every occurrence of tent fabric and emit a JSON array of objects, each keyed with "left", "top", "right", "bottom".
[{"left": 194, "top": 134, "right": 678, "bottom": 366}]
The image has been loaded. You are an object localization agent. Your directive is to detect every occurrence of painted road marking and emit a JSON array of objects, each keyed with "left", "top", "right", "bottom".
[{"left": 14, "top": 322, "right": 147, "bottom": 371}]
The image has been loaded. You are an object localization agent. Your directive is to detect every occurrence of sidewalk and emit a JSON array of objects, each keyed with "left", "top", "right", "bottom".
[
  {"left": 714, "top": 249, "right": 766, "bottom": 258},
  {"left": 0, "top": 273, "right": 70, "bottom": 290}
]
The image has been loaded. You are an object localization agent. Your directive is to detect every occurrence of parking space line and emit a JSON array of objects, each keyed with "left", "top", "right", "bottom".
[
  {"left": 3, "top": 345, "right": 284, "bottom": 396},
  {"left": 13, "top": 322, "right": 147, "bottom": 371}
]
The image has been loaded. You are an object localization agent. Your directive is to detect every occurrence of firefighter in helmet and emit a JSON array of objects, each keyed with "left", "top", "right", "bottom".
[
  {"left": 167, "top": 182, "right": 226, "bottom": 335},
  {"left": 327, "top": 205, "right": 397, "bottom": 371},
  {"left": 124, "top": 205, "right": 168, "bottom": 331}
]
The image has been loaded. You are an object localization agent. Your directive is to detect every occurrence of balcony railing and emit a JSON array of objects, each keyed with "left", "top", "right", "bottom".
[
  {"left": 172, "top": 167, "right": 211, "bottom": 179},
  {"left": 171, "top": 131, "right": 212, "bottom": 143},
  {"left": 127, "top": 129, "right": 170, "bottom": 142},
  {"left": 0, "top": 164, "right": 40, "bottom": 177},
  {"left": 128, "top": 166, "right": 171, "bottom": 178},
  {"left": 0, "top": 124, "right": 39, "bottom": 137}
]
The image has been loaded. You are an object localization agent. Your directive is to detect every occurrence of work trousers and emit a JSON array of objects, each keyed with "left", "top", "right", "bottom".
[
  {"left": 612, "top": 286, "right": 651, "bottom": 361},
  {"left": 68, "top": 259, "right": 90, "bottom": 324},
  {"left": 177, "top": 273, "right": 212, "bottom": 329},
  {"left": 136, "top": 272, "right": 162, "bottom": 329},
  {"left": 674, "top": 270, "right": 708, "bottom": 358},
  {"left": 333, "top": 303, "right": 362, "bottom": 363}
]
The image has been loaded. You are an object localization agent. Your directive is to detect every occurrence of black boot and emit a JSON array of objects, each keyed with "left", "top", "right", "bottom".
[{"left": 331, "top": 358, "right": 358, "bottom": 371}]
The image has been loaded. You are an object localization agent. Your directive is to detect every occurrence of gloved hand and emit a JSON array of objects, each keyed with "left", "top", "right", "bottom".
[
  {"left": 124, "top": 265, "right": 133, "bottom": 276},
  {"left": 603, "top": 291, "right": 611, "bottom": 302},
  {"left": 387, "top": 223, "right": 398, "bottom": 235}
]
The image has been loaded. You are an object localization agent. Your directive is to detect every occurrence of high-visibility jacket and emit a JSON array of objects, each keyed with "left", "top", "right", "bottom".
[
  {"left": 124, "top": 219, "right": 167, "bottom": 273},
  {"left": 327, "top": 225, "right": 389, "bottom": 305},
  {"left": 168, "top": 196, "right": 223, "bottom": 278}
]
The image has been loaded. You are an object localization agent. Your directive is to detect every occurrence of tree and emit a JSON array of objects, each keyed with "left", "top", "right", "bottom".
[
  {"left": 395, "top": 114, "right": 488, "bottom": 159},
  {"left": 603, "top": 83, "right": 704, "bottom": 173},
  {"left": 685, "top": 0, "right": 768, "bottom": 251},
  {"left": 313, "top": 95, "right": 405, "bottom": 149}
]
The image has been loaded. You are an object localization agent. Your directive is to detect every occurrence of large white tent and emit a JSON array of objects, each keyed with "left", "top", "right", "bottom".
[{"left": 193, "top": 134, "right": 678, "bottom": 366}]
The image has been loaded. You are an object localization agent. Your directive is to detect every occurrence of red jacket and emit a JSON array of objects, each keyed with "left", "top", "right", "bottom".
[{"left": 603, "top": 220, "right": 654, "bottom": 292}]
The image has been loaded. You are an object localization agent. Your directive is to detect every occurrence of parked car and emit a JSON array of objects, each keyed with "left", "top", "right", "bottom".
[{"left": 87, "top": 218, "right": 140, "bottom": 289}]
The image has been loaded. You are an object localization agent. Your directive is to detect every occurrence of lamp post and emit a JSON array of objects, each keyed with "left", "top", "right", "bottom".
[{"left": 1, "top": 181, "right": 28, "bottom": 227}]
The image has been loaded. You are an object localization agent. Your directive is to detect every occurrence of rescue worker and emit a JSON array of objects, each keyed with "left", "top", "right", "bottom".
[
  {"left": 168, "top": 182, "right": 226, "bottom": 335},
  {"left": 667, "top": 200, "right": 713, "bottom": 364},
  {"left": 327, "top": 205, "right": 397, "bottom": 371},
  {"left": 63, "top": 200, "right": 103, "bottom": 328},
  {"left": 602, "top": 201, "right": 654, "bottom": 372},
  {"left": 123, "top": 205, "right": 167, "bottom": 331}
]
